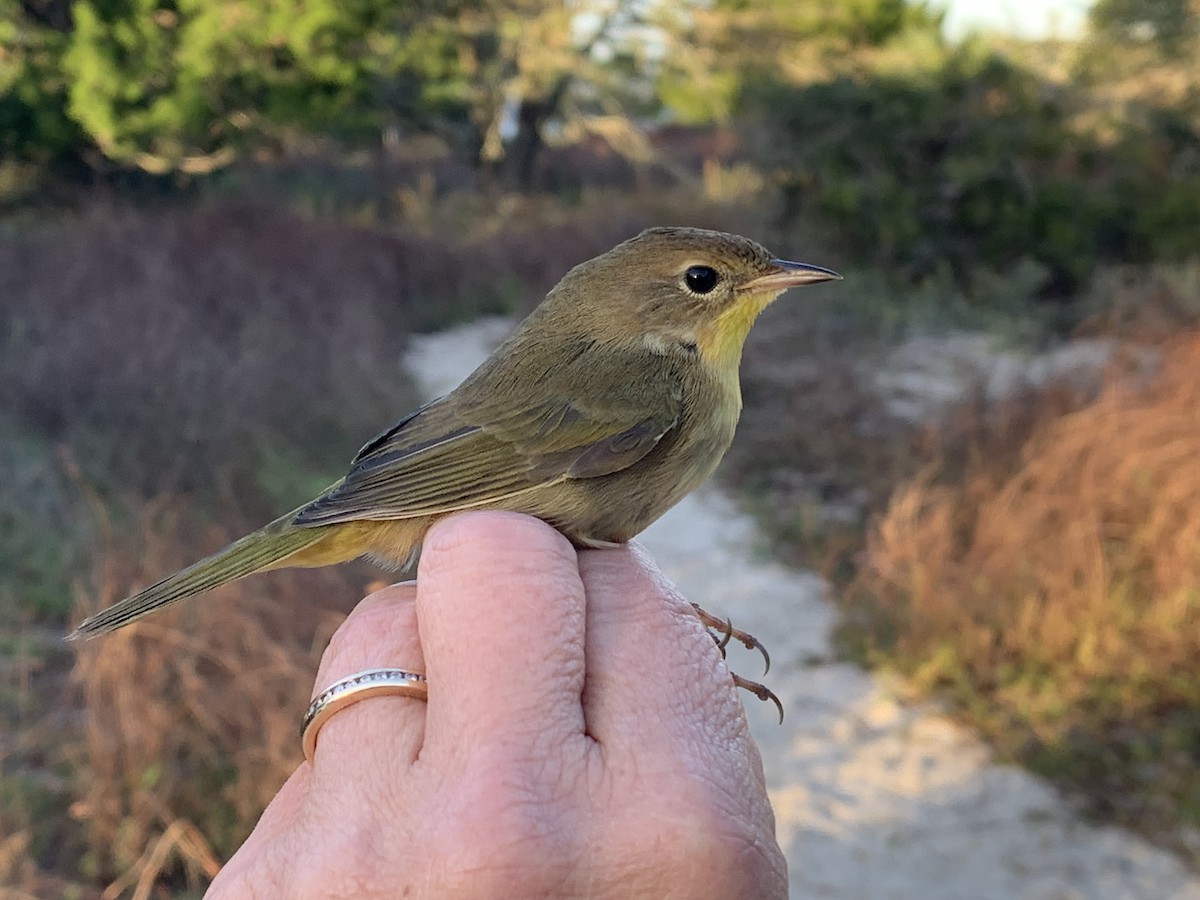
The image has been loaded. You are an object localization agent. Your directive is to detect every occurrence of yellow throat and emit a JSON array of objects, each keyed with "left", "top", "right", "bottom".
[{"left": 695, "top": 288, "right": 783, "bottom": 398}]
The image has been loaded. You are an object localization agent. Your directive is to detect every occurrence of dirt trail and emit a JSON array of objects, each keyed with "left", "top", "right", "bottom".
[{"left": 406, "top": 319, "right": 1200, "bottom": 900}]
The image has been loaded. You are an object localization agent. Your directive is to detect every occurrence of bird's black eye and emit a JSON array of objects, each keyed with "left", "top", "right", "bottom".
[{"left": 684, "top": 265, "right": 719, "bottom": 294}]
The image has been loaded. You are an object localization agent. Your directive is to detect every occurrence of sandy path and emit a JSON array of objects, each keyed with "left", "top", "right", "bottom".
[{"left": 406, "top": 319, "right": 1200, "bottom": 900}]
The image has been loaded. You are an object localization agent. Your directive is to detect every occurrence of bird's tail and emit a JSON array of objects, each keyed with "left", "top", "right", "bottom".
[{"left": 67, "top": 514, "right": 326, "bottom": 641}]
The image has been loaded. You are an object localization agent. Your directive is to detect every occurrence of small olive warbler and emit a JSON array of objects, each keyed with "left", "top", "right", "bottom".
[{"left": 71, "top": 228, "right": 839, "bottom": 663}]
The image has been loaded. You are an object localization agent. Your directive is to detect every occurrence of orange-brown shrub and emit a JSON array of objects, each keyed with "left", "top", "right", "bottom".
[{"left": 847, "top": 332, "right": 1200, "bottom": 829}]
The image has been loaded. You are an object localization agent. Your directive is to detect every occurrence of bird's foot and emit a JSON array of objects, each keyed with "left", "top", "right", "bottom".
[
  {"left": 691, "top": 603, "right": 771, "bottom": 674},
  {"left": 690, "top": 603, "right": 781, "bottom": 721}
]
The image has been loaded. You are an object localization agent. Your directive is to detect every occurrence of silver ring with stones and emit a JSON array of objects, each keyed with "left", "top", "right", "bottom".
[{"left": 302, "top": 667, "right": 428, "bottom": 763}]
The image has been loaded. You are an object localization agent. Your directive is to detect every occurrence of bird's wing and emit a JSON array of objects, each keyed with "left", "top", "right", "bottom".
[{"left": 291, "top": 353, "right": 682, "bottom": 527}]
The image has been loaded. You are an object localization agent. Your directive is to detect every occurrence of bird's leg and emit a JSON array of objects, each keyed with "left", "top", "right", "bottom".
[{"left": 691, "top": 603, "right": 771, "bottom": 674}]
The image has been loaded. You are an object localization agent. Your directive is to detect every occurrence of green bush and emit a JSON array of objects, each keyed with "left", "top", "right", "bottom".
[
  {"left": 744, "top": 48, "right": 1200, "bottom": 298},
  {"left": 1, "top": 0, "right": 475, "bottom": 180},
  {"left": 0, "top": 4, "right": 80, "bottom": 169}
]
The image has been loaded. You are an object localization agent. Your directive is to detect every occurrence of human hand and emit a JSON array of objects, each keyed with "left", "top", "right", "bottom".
[{"left": 207, "top": 511, "right": 786, "bottom": 898}]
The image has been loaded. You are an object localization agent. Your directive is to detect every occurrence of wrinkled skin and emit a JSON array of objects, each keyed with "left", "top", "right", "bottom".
[{"left": 207, "top": 511, "right": 786, "bottom": 899}]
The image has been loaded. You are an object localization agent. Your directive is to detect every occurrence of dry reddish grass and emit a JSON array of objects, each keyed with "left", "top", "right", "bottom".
[
  {"left": 846, "top": 333, "right": 1200, "bottom": 834},
  {"left": 64, "top": 494, "right": 376, "bottom": 893}
]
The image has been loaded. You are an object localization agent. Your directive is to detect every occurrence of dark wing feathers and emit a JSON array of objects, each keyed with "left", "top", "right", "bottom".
[
  {"left": 352, "top": 403, "right": 431, "bottom": 464},
  {"left": 563, "top": 416, "right": 671, "bottom": 479}
]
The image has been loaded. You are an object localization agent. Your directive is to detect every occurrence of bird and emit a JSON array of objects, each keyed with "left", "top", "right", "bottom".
[{"left": 69, "top": 227, "right": 839, "bottom": 708}]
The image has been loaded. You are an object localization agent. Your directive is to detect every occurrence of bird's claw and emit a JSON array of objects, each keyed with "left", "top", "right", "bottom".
[{"left": 732, "top": 673, "right": 784, "bottom": 723}]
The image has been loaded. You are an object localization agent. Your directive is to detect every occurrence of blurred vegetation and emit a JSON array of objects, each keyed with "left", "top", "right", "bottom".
[
  {"left": 840, "top": 334, "right": 1200, "bottom": 847},
  {"left": 3, "top": 0, "right": 1200, "bottom": 894},
  {"left": 0, "top": 192, "right": 747, "bottom": 895},
  {"left": 744, "top": 42, "right": 1200, "bottom": 301}
]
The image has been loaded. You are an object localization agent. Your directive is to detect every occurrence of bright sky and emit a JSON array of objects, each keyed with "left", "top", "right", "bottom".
[{"left": 939, "top": 0, "right": 1093, "bottom": 39}]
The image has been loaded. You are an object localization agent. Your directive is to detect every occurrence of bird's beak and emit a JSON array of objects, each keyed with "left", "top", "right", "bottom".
[{"left": 739, "top": 259, "right": 842, "bottom": 294}]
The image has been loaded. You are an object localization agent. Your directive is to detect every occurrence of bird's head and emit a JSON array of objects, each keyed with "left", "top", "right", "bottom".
[{"left": 551, "top": 227, "right": 841, "bottom": 369}]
